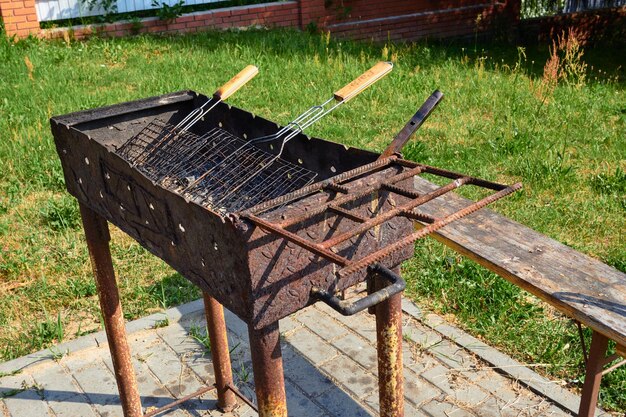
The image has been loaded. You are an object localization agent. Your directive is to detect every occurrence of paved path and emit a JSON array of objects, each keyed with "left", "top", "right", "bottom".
[{"left": 0, "top": 298, "right": 606, "bottom": 417}]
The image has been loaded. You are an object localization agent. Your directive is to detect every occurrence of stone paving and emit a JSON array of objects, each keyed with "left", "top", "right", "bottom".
[{"left": 0, "top": 298, "right": 605, "bottom": 417}]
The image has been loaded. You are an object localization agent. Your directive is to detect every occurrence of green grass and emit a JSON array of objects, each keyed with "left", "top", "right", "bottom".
[{"left": 0, "top": 29, "right": 624, "bottom": 411}]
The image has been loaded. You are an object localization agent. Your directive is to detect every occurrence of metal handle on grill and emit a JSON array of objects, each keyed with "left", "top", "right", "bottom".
[
  {"left": 310, "top": 263, "right": 405, "bottom": 316},
  {"left": 213, "top": 65, "right": 259, "bottom": 100},
  {"left": 333, "top": 61, "right": 393, "bottom": 103},
  {"left": 379, "top": 89, "right": 444, "bottom": 159}
]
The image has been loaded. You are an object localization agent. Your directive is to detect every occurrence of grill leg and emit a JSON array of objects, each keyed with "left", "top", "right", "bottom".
[
  {"left": 79, "top": 204, "right": 143, "bottom": 417},
  {"left": 248, "top": 322, "right": 288, "bottom": 417},
  {"left": 375, "top": 267, "right": 404, "bottom": 417},
  {"left": 203, "top": 293, "right": 237, "bottom": 411},
  {"left": 578, "top": 330, "right": 609, "bottom": 417}
]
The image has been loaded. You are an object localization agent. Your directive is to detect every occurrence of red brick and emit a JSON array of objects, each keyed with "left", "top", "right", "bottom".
[
  {"left": 3, "top": 14, "right": 26, "bottom": 23},
  {"left": 174, "top": 15, "right": 194, "bottom": 23},
  {"left": 166, "top": 22, "right": 186, "bottom": 30},
  {"left": 13, "top": 7, "right": 36, "bottom": 16},
  {"left": 212, "top": 10, "right": 231, "bottom": 18},
  {"left": 185, "top": 20, "right": 205, "bottom": 28},
  {"left": 0, "top": 1, "right": 23, "bottom": 10}
]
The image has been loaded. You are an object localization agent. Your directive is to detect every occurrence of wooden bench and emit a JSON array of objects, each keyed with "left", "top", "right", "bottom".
[{"left": 412, "top": 176, "right": 626, "bottom": 416}]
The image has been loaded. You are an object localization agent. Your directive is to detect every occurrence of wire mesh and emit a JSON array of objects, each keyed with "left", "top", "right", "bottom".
[{"left": 115, "top": 120, "right": 318, "bottom": 213}]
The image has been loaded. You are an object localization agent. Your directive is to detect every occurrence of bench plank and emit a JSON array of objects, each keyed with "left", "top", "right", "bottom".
[{"left": 412, "top": 177, "right": 626, "bottom": 347}]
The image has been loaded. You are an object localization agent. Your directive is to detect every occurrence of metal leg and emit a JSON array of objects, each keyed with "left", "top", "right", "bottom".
[
  {"left": 203, "top": 293, "right": 237, "bottom": 411},
  {"left": 79, "top": 204, "right": 143, "bottom": 417},
  {"left": 375, "top": 267, "right": 404, "bottom": 417},
  {"left": 578, "top": 331, "right": 609, "bottom": 417},
  {"left": 248, "top": 322, "right": 288, "bottom": 417}
]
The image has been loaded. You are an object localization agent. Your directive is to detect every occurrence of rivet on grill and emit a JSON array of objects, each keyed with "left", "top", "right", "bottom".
[
  {"left": 120, "top": 204, "right": 125, "bottom": 211},
  {"left": 179, "top": 223, "right": 186, "bottom": 233},
  {"left": 171, "top": 241, "right": 175, "bottom": 246},
  {"left": 218, "top": 122, "right": 223, "bottom": 127},
  {"left": 298, "top": 159, "right": 303, "bottom": 164},
  {"left": 126, "top": 185, "right": 131, "bottom": 191},
  {"left": 261, "top": 250, "right": 272, "bottom": 258},
  {"left": 270, "top": 144, "right": 274, "bottom": 150},
  {"left": 62, "top": 149, "right": 67, "bottom": 154},
  {"left": 149, "top": 203, "right": 155, "bottom": 210},
  {"left": 330, "top": 166, "right": 337, "bottom": 173},
  {"left": 287, "top": 265, "right": 296, "bottom": 273},
  {"left": 105, "top": 172, "right": 110, "bottom": 180},
  {"left": 214, "top": 242, "right": 218, "bottom": 251},
  {"left": 99, "top": 190, "right": 104, "bottom": 198},
  {"left": 306, "top": 230, "right": 317, "bottom": 239},
  {"left": 77, "top": 177, "right": 83, "bottom": 184},
  {"left": 201, "top": 259, "right": 206, "bottom": 267},
  {"left": 84, "top": 157, "right": 90, "bottom": 165},
  {"left": 243, "top": 133, "right": 248, "bottom": 139},
  {"left": 145, "top": 220, "right": 149, "bottom": 225}
]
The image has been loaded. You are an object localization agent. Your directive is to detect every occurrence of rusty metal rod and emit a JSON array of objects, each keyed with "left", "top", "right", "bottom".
[
  {"left": 79, "top": 203, "right": 143, "bottom": 417},
  {"left": 320, "top": 177, "right": 470, "bottom": 249},
  {"left": 226, "top": 382, "right": 259, "bottom": 412},
  {"left": 143, "top": 385, "right": 217, "bottom": 417},
  {"left": 276, "top": 165, "right": 426, "bottom": 228},
  {"left": 246, "top": 214, "right": 349, "bottom": 266},
  {"left": 248, "top": 322, "right": 288, "bottom": 417},
  {"left": 375, "top": 266, "right": 404, "bottom": 417},
  {"left": 245, "top": 156, "right": 398, "bottom": 215},
  {"left": 339, "top": 183, "right": 522, "bottom": 278},
  {"left": 328, "top": 204, "right": 368, "bottom": 223},
  {"left": 203, "top": 293, "right": 237, "bottom": 411}
]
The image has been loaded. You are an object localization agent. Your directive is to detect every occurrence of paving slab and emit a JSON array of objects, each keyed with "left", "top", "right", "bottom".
[{"left": 0, "top": 298, "right": 603, "bottom": 416}]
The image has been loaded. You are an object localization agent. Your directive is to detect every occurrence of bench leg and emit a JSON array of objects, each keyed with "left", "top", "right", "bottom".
[
  {"left": 375, "top": 267, "right": 404, "bottom": 417},
  {"left": 248, "top": 322, "right": 288, "bottom": 417},
  {"left": 578, "top": 330, "right": 609, "bottom": 417},
  {"left": 79, "top": 204, "right": 143, "bottom": 417},
  {"left": 203, "top": 293, "right": 237, "bottom": 411}
]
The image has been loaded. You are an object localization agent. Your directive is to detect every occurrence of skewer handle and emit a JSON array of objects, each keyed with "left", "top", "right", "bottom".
[
  {"left": 333, "top": 61, "right": 393, "bottom": 102},
  {"left": 213, "top": 65, "right": 259, "bottom": 101}
]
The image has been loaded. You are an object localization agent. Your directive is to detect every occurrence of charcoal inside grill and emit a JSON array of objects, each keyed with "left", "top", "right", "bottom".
[{"left": 115, "top": 119, "right": 318, "bottom": 213}]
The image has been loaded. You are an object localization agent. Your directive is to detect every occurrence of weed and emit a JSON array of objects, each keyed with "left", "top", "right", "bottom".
[
  {"left": 40, "top": 195, "right": 81, "bottom": 231},
  {"left": 129, "top": 16, "right": 143, "bottom": 35},
  {"left": 153, "top": 315, "right": 169, "bottom": 329},
  {"left": 152, "top": 0, "right": 185, "bottom": 22},
  {"left": 188, "top": 324, "right": 211, "bottom": 354},
  {"left": 235, "top": 362, "right": 251, "bottom": 384}
]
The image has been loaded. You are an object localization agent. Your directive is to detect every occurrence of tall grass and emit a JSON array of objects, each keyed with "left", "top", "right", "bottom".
[{"left": 0, "top": 29, "right": 624, "bottom": 411}]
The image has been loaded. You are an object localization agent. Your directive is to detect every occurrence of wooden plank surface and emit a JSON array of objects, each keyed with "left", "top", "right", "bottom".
[{"left": 412, "top": 177, "right": 626, "bottom": 347}]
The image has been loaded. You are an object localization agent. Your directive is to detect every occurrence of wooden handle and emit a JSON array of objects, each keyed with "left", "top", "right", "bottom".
[
  {"left": 333, "top": 62, "right": 393, "bottom": 102},
  {"left": 213, "top": 65, "right": 259, "bottom": 100}
]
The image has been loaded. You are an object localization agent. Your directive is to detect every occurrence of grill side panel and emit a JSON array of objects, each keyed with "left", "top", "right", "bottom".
[
  {"left": 246, "top": 168, "right": 415, "bottom": 329},
  {"left": 51, "top": 121, "right": 254, "bottom": 322}
]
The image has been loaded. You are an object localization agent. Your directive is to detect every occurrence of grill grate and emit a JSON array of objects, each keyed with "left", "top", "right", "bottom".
[{"left": 116, "top": 120, "right": 318, "bottom": 213}]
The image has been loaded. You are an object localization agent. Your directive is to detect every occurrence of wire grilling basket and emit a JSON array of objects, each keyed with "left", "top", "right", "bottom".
[{"left": 117, "top": 62, "right": 394, "bottom": 213}]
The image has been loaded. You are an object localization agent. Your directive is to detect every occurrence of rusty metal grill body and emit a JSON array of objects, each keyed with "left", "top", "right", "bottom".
[
  {"left": 52, "top": 90, "right": 519, "bottom": 417},
  {"left": 51, "top": 90, "right": 411, "bottom": 330}
]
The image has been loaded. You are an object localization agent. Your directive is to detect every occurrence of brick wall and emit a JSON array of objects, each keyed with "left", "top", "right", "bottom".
[
  {"left": 0, "top": 0, "right": 39, "bottom": 37},
  {"left": 1, "top": 0, "right": 516, "bottom": 42},
  {"left": 42, "top": 2, "right": 299, "bottom": 40},
  {"left": 298, "top": 0, "right": 506, "bottom": 42}
]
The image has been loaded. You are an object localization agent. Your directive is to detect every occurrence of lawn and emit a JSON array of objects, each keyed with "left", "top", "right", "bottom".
[{"left": 0, "top": 28, "right": 624, "bottom": 411}]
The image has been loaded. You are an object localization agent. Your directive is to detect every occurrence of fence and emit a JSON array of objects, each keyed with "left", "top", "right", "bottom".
[
  {"left": 35, "top": 0, "right": 220, "bottom": 21},
  {"left": 521, "top": 0, "right": 625, "bottom": 17}
]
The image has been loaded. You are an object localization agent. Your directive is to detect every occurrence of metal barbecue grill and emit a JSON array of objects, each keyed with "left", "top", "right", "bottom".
[
  {"left": 118, "top": 62, "right": 393, "bottom": 213},
  {"left": 51, "top": 71, "right": 521, "bottom": 417}
]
